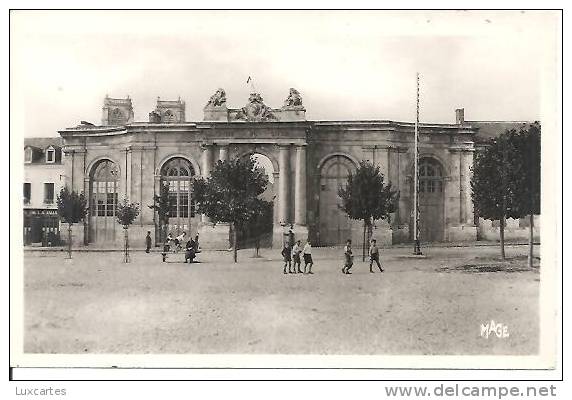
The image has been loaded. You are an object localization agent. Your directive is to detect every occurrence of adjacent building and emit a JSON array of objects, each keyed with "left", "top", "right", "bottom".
[{"left": 23, "top": 137, "right": 65, "bottom": 246}]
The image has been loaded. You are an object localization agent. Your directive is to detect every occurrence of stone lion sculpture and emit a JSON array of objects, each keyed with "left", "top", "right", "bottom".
[
  {"left": 206, "top": 88, "right": 227, "bottom": 107},
  {"left": 284, "top": 88, "right": 303, "bottom": 107}
]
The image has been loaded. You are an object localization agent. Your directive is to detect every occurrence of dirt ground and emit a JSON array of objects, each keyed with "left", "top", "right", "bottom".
[{"left": 23, "top": 244, "right": 540, "bottom": 355}]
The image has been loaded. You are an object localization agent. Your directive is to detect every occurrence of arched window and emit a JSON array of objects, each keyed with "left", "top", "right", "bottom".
[
  {"left": 163, "top": 109, "right": 176, "bottom": 123},
  {"left": 318, "top": 155, "right": 357, "bottom": 245},
  {"left": 160, "top": 158, "right": 195, "bottom": 224},
  {"left": 91, "top": 160, "right": 119, "bottom": 217},
  {"left": 109, "top": 108, "right": 125, "bottom": 125},
  {"left": 320, "top": 155, "right": 355, "bottom": 191},
  {"left": 418, "top": 158, "right": 444, "bottom": 193}
]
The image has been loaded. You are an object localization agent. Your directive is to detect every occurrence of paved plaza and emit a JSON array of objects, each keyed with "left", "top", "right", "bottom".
[{"left": 23, "top": 244, "right": 539, "bottom": 355}]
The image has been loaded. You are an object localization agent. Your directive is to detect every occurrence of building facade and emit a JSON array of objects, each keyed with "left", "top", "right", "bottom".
[
  {"left": 56, "top": 89, "right": 539, "bottom": 249},
  {"left": 23, "top": 138, "right": 65, "bottom": 246}
]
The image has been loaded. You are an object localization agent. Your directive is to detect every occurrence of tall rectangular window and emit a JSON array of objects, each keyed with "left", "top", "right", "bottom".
[
  {"left": 46, "top": 149, "right": 55, "bottom": 163},
  {"left": 44, "top": 183, "right": 55, "bottom": 204},
  {"left": 23, "top": 183, "right": 31, "bottom": 204}
]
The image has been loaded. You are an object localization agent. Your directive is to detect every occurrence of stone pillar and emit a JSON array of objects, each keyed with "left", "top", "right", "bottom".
[
  {"left": 201, "top": 144, "right": 213, "bottom": 224},
  {"left": 278, "top": 144, "right": 290, "bottom": 224},
  {"left": 119, "top": 147, "right": 132, "bottom": 201},
  {"left": 294, "top": 144, "right": 307, "bottom": 226},
  {"left": 459, "top": 150, "right": 466, "bottom": 224},
  {"left": 462, "top": 150, "right": 475, "bottom": 225},
  {"left": 218, "top": 144, "right": 229, "bottom": 162},
  {"left": 446, "top": 148, "right": 477, "bottom": 241}
]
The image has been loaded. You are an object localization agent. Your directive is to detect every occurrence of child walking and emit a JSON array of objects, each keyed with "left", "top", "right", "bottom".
[
  {"left": 369, "top": 239, "right": 384, "bottom": 273},
  {"left": 281, "top": 243, "right": 292, "bottom": 274},
  {"left": 342, "top": 239, "right": 353, "bottom": 274},
  {"left": 303, "top": 240, "right": 314, "bottom": 274}
]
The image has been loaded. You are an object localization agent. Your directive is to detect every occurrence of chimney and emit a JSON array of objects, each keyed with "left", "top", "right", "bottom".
[{"left": 455, "top": 108, "right": 465, "bottom": 125}]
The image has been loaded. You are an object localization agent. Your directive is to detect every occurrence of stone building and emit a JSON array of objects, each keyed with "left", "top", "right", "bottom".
[
  {"left": 57, "top": 88, "right": 539, "bottom": 249},
  {"left": 23, "top": 137, "right": 65, "bottom": 246}
]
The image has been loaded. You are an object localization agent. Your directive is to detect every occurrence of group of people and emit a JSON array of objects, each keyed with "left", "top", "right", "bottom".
[
  {"left": 146, "top": 229, "right": 385, "bottom": 274},
  {"left": 151, "top": 231, "right": 201, "bottom": 263},
  {"left": 281, "top": 239, "right": 314, "bottom": 274},
  {"left": 281, "top": 238, "right": 384, "bottom": 275},
  {"left": 341, "top": 239, "right": 384, "bottom": 274}
]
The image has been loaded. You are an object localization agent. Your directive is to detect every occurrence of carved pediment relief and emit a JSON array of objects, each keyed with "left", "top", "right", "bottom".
[{"left": 234, "top": 93, "right": 277, "bottom": 122}]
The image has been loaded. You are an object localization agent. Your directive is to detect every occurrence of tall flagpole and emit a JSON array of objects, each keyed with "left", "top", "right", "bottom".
[{"left": 413, "top": 73, "right": 422, "bottom": 255}]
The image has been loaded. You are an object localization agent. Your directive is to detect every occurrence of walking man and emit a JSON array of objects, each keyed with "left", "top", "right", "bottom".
[
  {"left": 369, "top": 239, "right": 384, "bottom": 273},
  {"left": 185, "top": 239, "right": 196, "bottom": 263},
  {"left": 303, "top": 239, "right": 314, "bottom": 274},
  {"left": 145, "top": 231, "right": 152, "bottom": 254},
  {"left": 281, "top": 243, "right": 292, "bottom": 274},
  {"left": 292, "top": 240, "right": 302, "bottom": 273},
  {"left": 342, "top": 239, "right": 353, "bottom": 274}
]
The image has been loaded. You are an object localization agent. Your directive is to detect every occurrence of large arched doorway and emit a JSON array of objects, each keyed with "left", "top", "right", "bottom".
[
  {"left": 160, "top": 157, "right": 197, "bottom": 238},
  {"left": 89, "top": 159, "right": 119, "bottom": 243},
  {"left": 235, "top": 153, "right": 275, "bottom": 248},
  {"left": 318, "top": 155, "right": 356, "bottom": 246},
  {"left": 416, "top": 157, "right": 445, "bottom": 242}
]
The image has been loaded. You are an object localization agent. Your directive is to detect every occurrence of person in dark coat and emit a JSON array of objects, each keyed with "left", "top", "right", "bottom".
[
  {"left": 342, "top": 239, "right": 353, "bottom": 274},
  {"left": 281, "top": 243, "right": 292, "bottom": 274},
  {"left": 145, "top": 231, "right": 152, "bottom": 253},
  {"left": 185, "top": 239, "right": 196, "bottom": 263}
]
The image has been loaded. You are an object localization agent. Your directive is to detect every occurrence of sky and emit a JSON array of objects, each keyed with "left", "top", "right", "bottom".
[{"left": 10, "top": 10, "right": 557, "bottom": 138}]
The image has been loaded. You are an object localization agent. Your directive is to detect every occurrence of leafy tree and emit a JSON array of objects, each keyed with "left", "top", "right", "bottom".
[
  {"left": 471, "top": 129, "right": 523, "bottom": 259},
  {"left": 338, "top": 161, "right": 398, "bottom": 261},
  {"left": 116, "top": 198, "right": 140, "bottom": 263},
  {"left": 508, "top": 122, "right": 541, "bottom": 268},
  {"left": 192, "top": 158, "right": 271, "bottom": 262},
  {"left": 149, "top": 182, "right": 170, "bottom": 244},
  {"left": 239, "top": 200, "right": 273, "bottom": 257},
  {"left": 56, "top": 187, "right": 88, "bottom": 259}
]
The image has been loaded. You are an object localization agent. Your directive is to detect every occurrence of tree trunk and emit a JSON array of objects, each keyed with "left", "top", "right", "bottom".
[
  {"left": 233, "top": 222, "right": 238, "bottom": 263},
  {"left": 124, "top": 227, "right": 130, "bottom": 263},
  {"left": 362, "top": 220, "right": 367, "bottom": 262},
  {"left": 528, "top": 214, "right": 534, "bottom": 269},
  {"left": 499, "top": 215, "right": 506, "bottom": 260},
  {"left": 67, "top": 223, "right": 72, "bottom": 259}
]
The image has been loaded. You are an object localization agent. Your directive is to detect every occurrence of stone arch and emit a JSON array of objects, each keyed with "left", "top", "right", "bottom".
[
  {"left": 87, "top": 155, "right": 122, "bottom": 179},
  {"left": 156, "top": 156, "right": 200, "bottom": 238},
  {"left": 409, "top": 155, "right": 446, "bottom": 243},
  {"left": 88, "top": 158, "right": 121, "bottom": 244},
  {"left": 316, "top": 152, "right": 359, "bottom": 173},
  {"left": 406, "top": 152, "right": 450, "bottom": 179},
  {"left": 235, "top": 151, "right": 277, "bottom": 248},
  {"left": 155, "top": 154, "right": 201, "bottom": 177},
  {"left": 236, "top": 149, "right": 280, "bottom": 173},
  {"left": 316, "top": 154, "right": 358, "bottom": 246}
]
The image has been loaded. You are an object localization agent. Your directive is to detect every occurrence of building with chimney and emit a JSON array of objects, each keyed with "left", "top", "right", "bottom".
[{"left": 23, "top": 137, "right": 65, "bottom": 246}]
